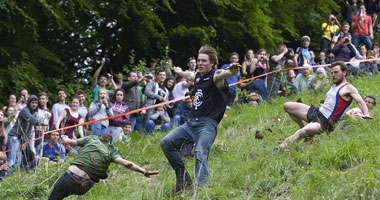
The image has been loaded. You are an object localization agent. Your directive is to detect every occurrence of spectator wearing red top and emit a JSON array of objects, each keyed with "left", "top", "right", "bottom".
[{"left": 351, "top": 3, "right": 373, "bottom": 50}]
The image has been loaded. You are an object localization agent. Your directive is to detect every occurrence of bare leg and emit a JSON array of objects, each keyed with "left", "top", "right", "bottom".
[
  {"left": 283, "top": 102, "right": 310, "bottom": 128},
  {"left": 279, "top": 122, "right": 321, "bottom": 147}
]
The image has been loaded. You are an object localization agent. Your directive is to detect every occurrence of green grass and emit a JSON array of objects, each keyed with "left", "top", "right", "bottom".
[{"left": 1, "top": 75, "right": 380, "bottom": 199}]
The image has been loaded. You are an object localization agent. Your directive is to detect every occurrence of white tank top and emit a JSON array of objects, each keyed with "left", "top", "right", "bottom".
[{"left": 319, "top": 82, "right": 352, "bottom": 123}]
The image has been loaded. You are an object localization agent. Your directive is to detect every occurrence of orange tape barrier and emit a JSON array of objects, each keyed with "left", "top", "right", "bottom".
[{"left": 4, "top": 57, "right": 380, "bottom": 153}]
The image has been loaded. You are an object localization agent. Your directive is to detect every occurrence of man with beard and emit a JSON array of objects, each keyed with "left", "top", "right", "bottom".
[{"left": 279, "top": 61, "right": 372, "bottom": 147}]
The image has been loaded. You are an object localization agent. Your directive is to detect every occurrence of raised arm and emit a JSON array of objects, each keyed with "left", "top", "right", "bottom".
[
  {"left": 77, "top": 118, "right": 85, "bottom": 138},
  {"left": 173, "top": 67, "right": 196, "bottom": 82},
  {"left": 213, "top": 63, "right": 241, "bottom": 88},
  {"left": 114, "top": 157, "right": 159, "bottom": 177},
  {"left": 61, "top": 135, "right": 77, "bottom": 146},
  {"left": 91, "top": 58, "right": 106, "bottom": 88}
]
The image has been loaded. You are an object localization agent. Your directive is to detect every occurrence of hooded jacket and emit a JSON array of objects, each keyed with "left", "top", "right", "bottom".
[{"left": 8, "top": 95, "right": 42, "bottom": 143}]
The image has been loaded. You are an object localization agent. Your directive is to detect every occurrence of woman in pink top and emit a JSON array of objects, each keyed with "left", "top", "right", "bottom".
[{"left": 56, "top": 96, "right": 84, "bottom": 139}]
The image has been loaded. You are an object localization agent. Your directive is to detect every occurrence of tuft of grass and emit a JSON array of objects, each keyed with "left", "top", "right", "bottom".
[{"left": 1, "top": 76, "right": 380, "bottom": 199}]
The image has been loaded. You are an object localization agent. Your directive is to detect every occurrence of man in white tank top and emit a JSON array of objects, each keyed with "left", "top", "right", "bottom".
[{"left": 279, "top": 61, "right": 372, "bottom": 147}]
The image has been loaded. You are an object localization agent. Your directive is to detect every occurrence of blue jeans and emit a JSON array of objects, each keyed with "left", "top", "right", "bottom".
[
  {"left": 48, "top": 170, "right": 94, "bottom": 200},
  {"left": 249, "top": 78, "right": 267, "bottom": 99},
  {"left": 129, "top": 113, "right": 143, "bottom": 133},
  {"left": 160, "top": 117, "right": 217, "bottom": 186},
  {"left": 92, "top": 122, "right": 108, "bottom": 136},
  {"left": 7, "top": 136, "right": 21, "bottom": 169},
  {"left": 353, "top": 35, "right": 372, "bottom": 50},
  {"left": 145, "top": 120, "right": 170, "bottom": 134},
  {"left": 172, "top": 115, "right": 182, "bottom": 128}
]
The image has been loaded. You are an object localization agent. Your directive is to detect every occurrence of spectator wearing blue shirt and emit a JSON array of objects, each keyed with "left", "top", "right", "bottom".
[
  {"left": 294, "top": 36, "right": 312, "bottom": 73},
  {"left": 172, "top": 94, "right": 193, "bottom": 128},
  {"left": 221, "top": 52, "right": 241, "bottom": 106},
  {"left": 36, "top": 132, "right": 65, "bottom": 165}
]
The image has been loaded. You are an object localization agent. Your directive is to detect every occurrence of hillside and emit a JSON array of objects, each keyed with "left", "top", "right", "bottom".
[{"left": 1, "top": 75, "right": 380, "bottom": 199}]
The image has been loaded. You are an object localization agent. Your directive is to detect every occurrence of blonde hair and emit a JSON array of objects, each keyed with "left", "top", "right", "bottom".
[
  {"left": 97, "top": 88, "right": 109, "bottom": 100},
  {"left": 316, "top": 67, "right": 328, "bottom": 79}
]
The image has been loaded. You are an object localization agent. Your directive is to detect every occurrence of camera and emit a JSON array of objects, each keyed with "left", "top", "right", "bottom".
[
  {"left": 285, "top": 48, "right": 294, "bottom": 58},
  {"left": 260, "top": 56, "right": 265, "bottom": 59},
  {"left": 101, "top": 96, "right": 106, "bottom": 100},
  {"left": 343, "top": 38, "right": 350, "bottom": 43},
  {"left": 146, "top": 75, "right": 153, "bottom": 80},
  {"left": 105, "top": 58, "right": 110, "bottom": 64}
]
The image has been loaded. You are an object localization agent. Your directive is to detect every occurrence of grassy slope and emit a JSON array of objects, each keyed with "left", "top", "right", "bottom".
[{"left": 1, "top": 75, "right": 380, "bottom": 200}]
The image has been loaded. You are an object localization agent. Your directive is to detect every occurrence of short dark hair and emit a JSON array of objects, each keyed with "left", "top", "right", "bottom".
[
  {"left": 123, "top": 122, "right": 132, "bottom": 127},
  {"left": 100, "top": 133, "right": 113, "bottom": 143},
  {"left": 199, "top": 45, "right": 218, "bottom": 67},
  {"left": 365, "top": 96, "right": 377, "bottom": 105},
  {"left": 188, "top": 57, "right": 196, "bottom": 62},
  {"left": 38, "top": 92, "right": 48, "bottom": 99},
  {"left": 358, "top": 3, "right": 365, "bottom": 8},
  {"left": 231, "top": 52, "right": 239, "bottom": 58},
  {"left": 342, "top": 21, "right": 350, "bottom": 26},
  {"left": 155, "top": 69, "right": 166, "bottom": 76},
  {"left": 330, "top": 61, "right": 348, "bottom": 72},
  {"left": 99, "top": 74, "right": 107, "bottom": 79},
  {"left": 127, "top": 71, "right": 137, "bottom": 77},
  {"left": 57, "top": 88, "right": 66, "bottom": 94},
  {"left": 75, "top": 90, "right": 85, "bottom": 96}
]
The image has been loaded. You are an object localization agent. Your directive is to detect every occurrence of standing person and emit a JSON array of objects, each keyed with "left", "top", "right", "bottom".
[
  {"left": 48, "top": 133, "right": 158, "bottom": 200},
  {"left": 246, "top": 48, "right": 268, "bottom": 99},
  {"left": 55, "top": 96, "right": 84, "bottom": 140},
  {"left": 320, "top": 14, "right": 341, "bottom": 53},
  {"left": 351, "top": 3, "right": 373, "bottom": 50},
  {"left": 51, "top": 88, "right": 69, "bottom": 128},
  {"left": 160, "top": 45, "right": 240, "bottom": 196},
  {"left": 17, "top": 89, "right": 29, "bottom": 111},
  {"left": 279, "top": 61, "right": 372, "bottom": 147},
  {"left": 144, "top": 69, "right": 169, "bottom": 122},
  {"left": 108, "top": 88, "right": 129, "bottom": 143},
  {"left": 91, "top": 57, "right": 117, "bottom": 101},
  {"left": 331, "top": 21, "right": 351, "bottom": 50},
  {"left": 75, "top": 90, "right": 89, "bottom": 121},
  {"left": 221, "top": 52, "right": 241, "bottom": 106},
  {"left": 122, "top": 71, "right": 144, "bottom": 133},
  {"left": 89, "top": 89, "right": 114, "bottom": 136},
  {"left": 7, "top": 94, "right": 17, "bottom": 110},
  {"left": 294, "top": 35, "right": 312, "bottom": 71},
  {"left": 35, "top": 92, "right": 53, "bottom": 148},
  {"left": 7, "top": 95, "right": 47, "bottom": 169},
  {"left": 0, "top": 111, "right": 5, "bottom": 152},
  {"left": 241, "top": 49, "right": 255, "bottom": 77},
  {"left": 185, "top": 57, "right": 197, "bottom": 73},
  {"left": 267, "top": 44, "right": 297, "bottom": 101}
]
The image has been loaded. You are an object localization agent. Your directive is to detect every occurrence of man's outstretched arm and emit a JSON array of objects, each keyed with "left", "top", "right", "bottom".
[
  {"left": 114, "top": 157, "right": 159, "bottom": 177},
  {"left": 213, "top": 63, "right": 241, "bottom": 88},
  {"left": 348, "top": 85, "right": 372, "bottom": 119}
]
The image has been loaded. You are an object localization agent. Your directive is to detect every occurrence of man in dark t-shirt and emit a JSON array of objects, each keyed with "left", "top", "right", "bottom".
[{"left": 160, "top": 45, "right": 240, "bottom": 196}]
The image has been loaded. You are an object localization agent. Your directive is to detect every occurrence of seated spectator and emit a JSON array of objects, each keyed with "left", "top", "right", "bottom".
[
  {"left": 239, "top": 90, "right": 262, "bottom": 106},
  {"left": 242, "top": 49, "right": 255, "bottom": 77},
  {"left": 108, "top": 88, "right": 129, "bottom": 143},
  {"left": 372, "top": 43, "right": 380, "bottom": 58},
  {"left": 119, "top": 122, "right": 132, "bottom": 143},
  {"left": 357, "top": 46, "right": 378, "bottom": 76},
  {"left": 145, "top": 105, "right": 170, "bottom": 134},
  {"left": 346, "top": 95, "right": 376, "bottom": 117},
  {"left": 0, "top": 152, "right": 8, "bottom": 181},
  {"left": 315, "top": 51, "right": 329, "bottom": 72},
  {"left": 89, "top": 89, "right": 114, "bottom": 136},
  {"left": 287, "top": 69, "right": 296, "bottom": 84},
  {"left": 314, "top": 67, "right": 329, "bottom": 90},
  {"left": 51, "top": 88, "right": 69, "bottom": 128},
  {"left": 35, "top": 132, "right": 65, "bottom": 165},
  {"left": 331, "top": 21, "right": 351, "bottom": 51},
  {"left": 56, "top": 96, "right": 84, "bottom": 139},
  {"left": 244, "top": 48, "right": 268, "bottom": 99},
  {"left": 365, "top": 50, "right": 379, "bottom": 75},
  {"left": 294, "top": 65, "right": 315, "bottom": 92},
  {"left": 172, "top": 95, "right": 192, "bottom": 128},
  {"left": 285, "top": 69, "right": 298, "bottom": 95},
  {"left": 320, "top": 14, "right": 341, "bottom": 53},
  {"left": 310, "top": 51, "right": 317, "bottom": 66}
]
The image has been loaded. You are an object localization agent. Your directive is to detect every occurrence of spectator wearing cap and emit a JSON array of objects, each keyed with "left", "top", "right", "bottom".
[
  {"left": 294, "top": 36, "right": 312, "bottom": 73},
  {"left": 351, "top": 3, "right": 373, "bottom": 50}
]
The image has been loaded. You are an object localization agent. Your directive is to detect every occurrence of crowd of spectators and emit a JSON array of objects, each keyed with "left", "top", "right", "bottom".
[{"left": 0, "top": 0, "right": 380, "bottom": 180}]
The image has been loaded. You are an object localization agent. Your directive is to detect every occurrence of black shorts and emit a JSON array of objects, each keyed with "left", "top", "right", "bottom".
[{"left": 306, "top": 105, "right": 334, "bottom": 132}]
